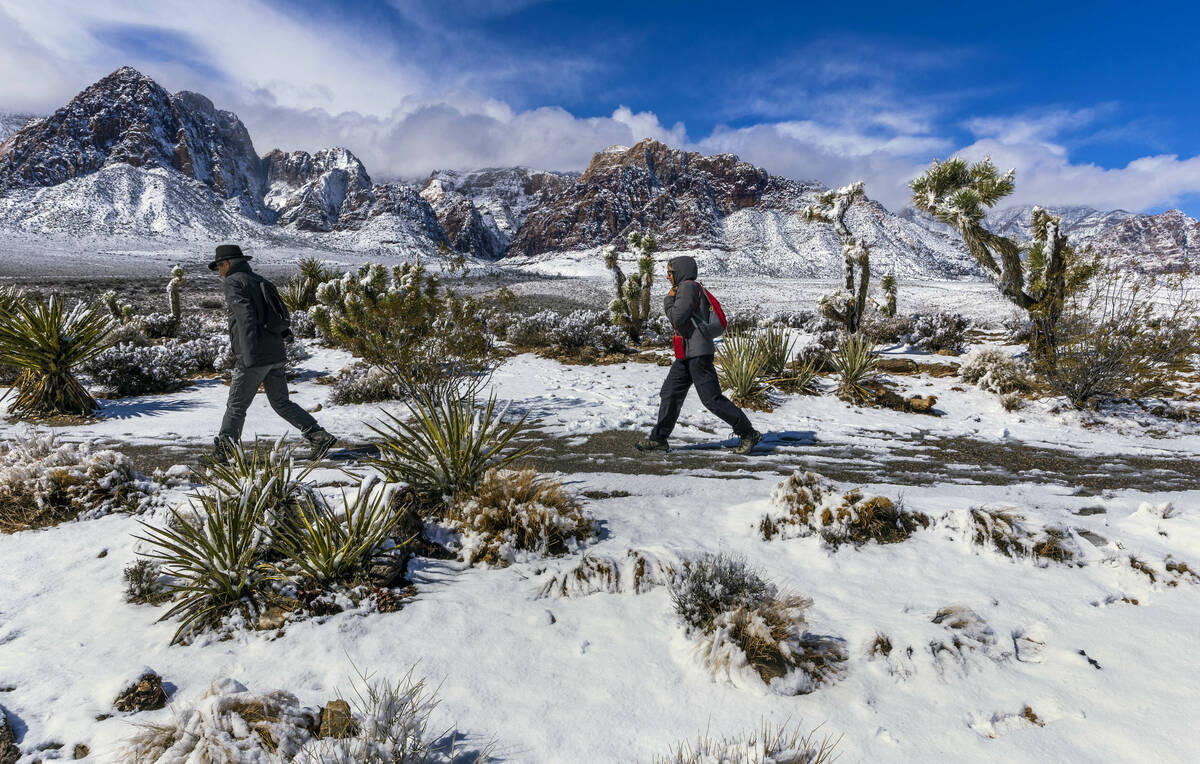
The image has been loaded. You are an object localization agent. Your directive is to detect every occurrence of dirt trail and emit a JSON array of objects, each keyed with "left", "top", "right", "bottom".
[{"left": 116, "top": 427, "right": 1198, "bottom": 496}]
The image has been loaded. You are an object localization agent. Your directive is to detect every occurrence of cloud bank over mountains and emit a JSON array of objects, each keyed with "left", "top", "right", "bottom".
[{"left": 3, "top": 0, "right": 1200, "bottom": 214}]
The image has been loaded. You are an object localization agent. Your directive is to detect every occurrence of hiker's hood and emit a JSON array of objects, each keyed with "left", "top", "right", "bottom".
[{"left": 668, "top": 255, "right": 698, "bottom": 286}]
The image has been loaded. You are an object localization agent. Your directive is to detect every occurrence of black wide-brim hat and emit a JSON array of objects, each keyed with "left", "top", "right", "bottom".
[{"left": 208, "top": 244, "right": 252, "bottom": 271}]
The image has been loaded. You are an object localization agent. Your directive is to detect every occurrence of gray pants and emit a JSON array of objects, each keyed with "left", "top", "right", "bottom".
[{"left": 219, "top": 362, "right": 319, "bottom": 442}]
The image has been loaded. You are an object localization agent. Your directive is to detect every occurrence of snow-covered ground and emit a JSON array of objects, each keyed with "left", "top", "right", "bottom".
[{"left": 1, "top": 282, "right": 1198, "bottom": 762}]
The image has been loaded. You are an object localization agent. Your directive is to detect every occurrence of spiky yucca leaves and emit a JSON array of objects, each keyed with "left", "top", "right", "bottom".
[
  {"left": 199, "top": 438, "right": 316, "bottom": 555},
  {"left": 0, "top": 294, "right": 114, "bottom": 418},
  {"left": 755, "top": 325, "right": 796, "bottom": 380},
  {"left": 136, "top": 491, "right": 278, "bottom": 644},
  {"left": 278, "top": 278, "right": 310, "bottom": 313},
  {"left": 716, "top": 332, "right": 769, "bottom": 409},
  {"left": 880, "top": 272, "right": 897, "bottom": 316},
  {"left": 604, "top": 230, "right": 657, "bottom": 344},
  {"left": 831, "top": 333, "right": 878, "bottom": 403},
  {"left": 656, "top": 719, "right": 842, "bottom": 764},
  {"left": 369, "top": 390, "right": 533, "bottom": 500},
  {"left": 279, "top": 476, "right": 408, "bottom": 584}
]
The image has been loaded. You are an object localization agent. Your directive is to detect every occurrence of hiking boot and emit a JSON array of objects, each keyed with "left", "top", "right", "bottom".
[
  {"left": 211, "top": 435, "right": 235, "bottom": 465},
  {"left": 303, "top": 429, "right": 338, "bottom": 461},
  {"left": 732, "top": 430, "right": 762, "bottom": 455},
  {"left": 635, "top": 437, "right": 670, "bottom": 453}
]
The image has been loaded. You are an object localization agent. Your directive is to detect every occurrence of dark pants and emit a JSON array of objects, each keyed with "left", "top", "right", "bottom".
[
  {"left": 650, "top": 355, "right": 753, "bottom": 442},
  {"left": 219, "top": 362, "right": 319, "bottom": 442}
]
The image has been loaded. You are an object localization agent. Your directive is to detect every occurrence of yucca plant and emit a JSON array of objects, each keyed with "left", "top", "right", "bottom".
[
  {"left": 136, "top": 491, "right": 277, "bottom": 644},
  {"left": 369, "top": 389, "right": 533, "bottom": 499},
  {"left": 198, "top": 438, "right": 316, "bottom": 555},
  {"left": 756, "top": 325, "right": 797, "bottom": 380},
  {"left": 278, "top": 278, "right": 310, "bottom": 313},
  {"left": 780, "top": 358, "right": 821, "bottom": 395},
  {"left": 832, "top": 333, "right": 879, "bottom": 403},
  {"left": 0, "top": 294, "right": 114, "bottom": 418},
  {"left": 279, "top": 476, "right": 409, "bottom": 584},
  {"left": 716, "top": 332, "right": 769, "bottom": 409}
]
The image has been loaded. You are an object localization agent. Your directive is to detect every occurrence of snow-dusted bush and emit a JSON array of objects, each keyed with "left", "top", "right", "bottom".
[
  {"left": 906, "top": 311, "right": 970, "bottom": 353},
  {"left": 105, "top": 320, "right": 151, "bottom": 348},
  {"left": 448, "top": 467, "right": 594, "bottom": 567},
  {"left": 123, "top": 559, "right": 170, "bottom": 605},
  {"left": 136, "top": 312, "right": 179, "bottom": 339},
  {"left": 655, "top": 719, "right": 841, "bottom": 764},
  {"left": 959, "top": 348, "right": 1031, "bottom": 395},
  {"left": 535, "top": 549, "right": 679, "bottom": 599},
  {"left": 287, "top": 337, "right": 312, "bottom": 367},
  {"left": 505, "top": 309, "right": 627, "bottom": 354},
  {"left": 858, "top": 310, "right": 913, "bottom": 345},
  {"left": 794, "top": 330, "right": 838, "bottom": 370},
  {"left": 953, "top": 507, "right": 1080, "bottom": 565},
  {"left": 289, "top": 307, "right": 317, "bottom": 339},
  {"left": 670, "top": 554, "right": 846, "bottom": 694},
  {"left": 85, "top": 336, "right": 228, "bottom": 396},
  {"left": 174, "top": 312, "right": 227, "bottom": 341},
  {"left": 330, "top": 362, "right": 403, "bottom": 405},
  {"left": 120, "top": 678, "right": 320, "bottom": 762},
  {"left": 761, "top": 470, "right": 929, "bottom": 548},
  {"left": 0, "top": 432, "right": 153, "bottom": 532}
]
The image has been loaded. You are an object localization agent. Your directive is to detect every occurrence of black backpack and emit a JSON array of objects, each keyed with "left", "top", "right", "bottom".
[{"left": 256, "top": 276, "right": 291, "bottom": 334}]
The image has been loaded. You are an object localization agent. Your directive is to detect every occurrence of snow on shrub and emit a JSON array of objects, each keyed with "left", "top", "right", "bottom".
[
  {"left": 289, "top": 308, "right": 317, "bottom": 339},
  {"left": 669, "top": 553, "right": 846, "bottom": 694},
  {"left": 761, "top": 470, "right": 929, "bottom": 548},
  {"left": 948, "top": 507, "right": 1080, "bottom": 565},
  {"left": 0, "top": 431, "right": 155, "bottom": 532},
  {"left": 447, "top": 467, "right": 594, "bottom": 567},
  {"left": 536, "top": 549, "right": 679, "bottom": 599},
  {"left": 655, "top": 718, "right": 841, "bottom": 764},
  {"left": 504, "top": 309, "right": 627, "bottom": 354},
  {"left": 928, "top": 605, "right": 1002, "bottom": 675},
  {"left": 906, "top": 311, "right": 970, "bottom": 353},
  {"left": 959, "top": 348, "right": 1031, "bottom": 395},
  {"left": 859, "top": 310, "right": 913, "bottom": 345},
  {"left": 329, "top": 362, "right": 402, "bottom": 405},
  {"left": 85, "top": 336, "right": 228, "bottom": 396}
]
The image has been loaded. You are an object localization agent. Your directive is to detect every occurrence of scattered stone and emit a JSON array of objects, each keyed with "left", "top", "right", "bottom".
[
  {"left": 74, "top": 743, "right": 90, "bottom": 759},
  {"left": 0, "top": 705, "right": 18, "bottom": 764},
  {"left": 935, "top": 348, "right": 960, "bottom": 357},
  {"left": 318, "top": 699, "right": 356, "bottom": 739},
  {"left": 918, "top": 361, "right": 961, "bottom": 377},
  {"left": 97, "top": 549, "right": 108, "bottom": 558},
  {"left": 876, "top": 358, "right": 918, "bottom": 374},
  {"left": 113, "top": 671, "right": 168, "bottom": 713}
]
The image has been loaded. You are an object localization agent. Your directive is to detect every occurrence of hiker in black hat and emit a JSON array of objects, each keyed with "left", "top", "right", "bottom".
[{"left": 209, "top": 244, "right": 336, "bottom": 462}]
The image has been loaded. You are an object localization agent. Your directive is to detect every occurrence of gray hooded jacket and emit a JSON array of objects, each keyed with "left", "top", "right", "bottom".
[{"left": 663, "top": 255, "right": 716, "bottom": 359}]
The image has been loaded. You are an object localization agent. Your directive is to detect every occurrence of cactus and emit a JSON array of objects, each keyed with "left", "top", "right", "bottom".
[
  {"left": 880, "top": 272, "right": 897, "bottom": 317},
  {"left": 167, "top": 265, "right": 184, "bottom": 322},
  {"left": 605, "top": 230, "right": 657, "bottom": 344},
  {"left": 101, "top": 290, "right": 130, "bottom": 322},
  {"left": 804, "top": 181, "right": 871, "bottom": 332}
]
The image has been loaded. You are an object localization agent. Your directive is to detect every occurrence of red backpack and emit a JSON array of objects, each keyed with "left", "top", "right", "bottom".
[{"left": 672, "top": 281, "right": 728, "bottom": 358}]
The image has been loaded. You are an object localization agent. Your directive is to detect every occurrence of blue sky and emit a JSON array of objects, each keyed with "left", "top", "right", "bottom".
[{"left": 3, "top": 0, "right": 1200, "bottom": 214}]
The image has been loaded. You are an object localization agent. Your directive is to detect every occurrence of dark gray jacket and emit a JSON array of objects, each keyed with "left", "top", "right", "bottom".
[
  {"left": 663, "top": 255, "right": 716, "bottom": 359},
  {"left": 223, "top": 261, "right": 287, "bottom": 369}
]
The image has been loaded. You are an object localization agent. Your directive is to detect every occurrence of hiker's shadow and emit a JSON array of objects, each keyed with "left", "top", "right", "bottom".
[
  {"left": 672, "top": 430, "right": 816, "bottom": 455},
  {"left": 97, "top": 397, "right": 202, "bottom": 420}
]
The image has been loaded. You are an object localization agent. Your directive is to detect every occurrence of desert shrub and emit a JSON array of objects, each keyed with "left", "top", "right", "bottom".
[
  {"left": 279, "top": 477, "right": 407, "bottom": 584},
  {"left": 370, "top": 390, "right": 533, "bottom": 499},
  {"left": 136, "top": 312, "right": 179, "bottom": 340},
  {"left": 761, "top": 470, "right": 929, "bottom": 548},
  {"left": 957, "top": 507, "right": 1079, "bottom": 564},
  {"left": 136, "top": 490, "right": 277, "bottom": 643},
  {"left": 1038, "top": 263, "right": 1200, "bottom": 407},
  {"left": 120, "top": 678, "right": 319, "bottom": 762},
  {"left": 287, "top": 338, "right": 312, "bottom": 366},
  {"left": 716, "top": 332, "right": 769, "bottom": 409},
  {"left": 655, "top": 719, "right": 841, "bottom": 764},
  {"left": 535, "top": 549, "right": 679, "bottom": 599},
  {"left": 858, "top": 310, "right": 913, "bottom": 346},
  {"left": 505, "top": 309, "right": 627, "bottom": 354},
  {"left": 173, "top": 312, "right": 227, "bottom": 341},
  {"left": 906, "top": 311, "right": 970, "bottom": 353},
  {"left": 794, "top": 330, "right": 838, "bottom": 371},
  {"left": 0, "top": 432, "right": 153, "bottom": 533},
  {"left": 123, "top": 559, "right": 171, "bottom": 605},
  {"left": 85, "top": 336, "right": 230, "bottom": 396},
  {"left": 448, "top": 467, "right": 594, "bottom": 567},
  {"left": 830, "top": 333, "right": 878, "bottom": 403},
  {"left": 959, "top": 348, "right": 1031, "bottom": 396},
  {"left": 670, "top": 554, "right": 846, "bottom": 693},
  {"left": 329, "top": 362, "right": 403, "bottom": 405},
  {"left": 289, "top": 308, "right": 317, "bottom": 339},
  {"left": 105, "top": 320, "right": 151, "bottom": 348},
  {"left": 0, "top": 294, "right": 114, "bottom": 417}
]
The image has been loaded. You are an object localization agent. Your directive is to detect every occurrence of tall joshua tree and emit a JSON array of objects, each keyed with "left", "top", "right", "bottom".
[
  {"left": 604, "top": 230, "right": 657, "bottom": 344},
  {"left": 804, "top": 181, "right": 871, "bottom": 333},
  {"left": 909, "top": 157, "right": 1092, "bottom": 364},
  {"left": 880, "top": 272, "right": 898, "bottom": 317}
]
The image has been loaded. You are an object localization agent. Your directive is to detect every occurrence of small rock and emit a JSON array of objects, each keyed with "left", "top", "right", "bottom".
[
  {"left": 97, "top": 549, "right": 107, "bottom": 558},
  {"left": 876, "top": 358, "right": 918, "bottom": 374},
  {"left": 1, "top": 706, "right": 19, "bottom": 764},
  {"left": 74, "top": 743, "right": 90, "bottom": 759},
  {"left": 307, "top": 403, "right": 323, "bottom": 413},
  {"left": 256, "top": 606, "right": 290, "bottom": 631},
  {"left": 908, "top": 395, "right": 937, "bottom": 413},
  {"left": 318, "top": 699, "right": 357, "bottom": 739},
  {"left": 113, "top": 671, "right": 167, "bottom": 713},
  {"left": 934, "top": 348, "right": 960, "bottom": 357}
]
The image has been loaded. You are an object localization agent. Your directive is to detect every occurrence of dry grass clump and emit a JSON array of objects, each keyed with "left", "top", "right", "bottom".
[
  {"left": 535, "top": 548, "right": 679, "bottom": 599},
  {"left": 447, "top": 467, "right": 595, "bottom": 567},
  {"left": 929, "top": 605, "right": 999, "bottom": 674},
  {"left": 761, "top": 470, "right": 928, "bottom": 548},
  {"left": 1165, "top": 556, "right": 1200, "bottom": 586},
  {"left": 654, "top": 719, "right": 842, "bottom": 764},
  {"left": 123, "top": 560, "right": 171, "bottom": 605},
  {"left": 670, "top": 554, "right": 846, "bottom": 694},
  {"left": 0, "top": 431, "right": 152, "bottom": 533},
  {"left": 962, "top": 507, "right": 1079, "bottom": 564}
]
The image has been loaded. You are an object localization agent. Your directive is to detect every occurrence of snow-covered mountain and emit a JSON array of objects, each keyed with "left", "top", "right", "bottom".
[{"left": 0, "top": 113, "right": 37, "bottom": 143}]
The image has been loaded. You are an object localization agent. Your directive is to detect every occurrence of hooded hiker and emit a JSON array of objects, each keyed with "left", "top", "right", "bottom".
[
  {"left": 209, "top": 244, "right": 337, "bottom": 462},
  {"left": 636, "top": 256, "right": 762, "bottom": 455}
]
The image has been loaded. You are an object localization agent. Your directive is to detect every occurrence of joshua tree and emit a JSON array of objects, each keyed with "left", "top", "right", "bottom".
[
  {"left": 167, "top": 265, "right": 184, "bottom": 323},
  {"left": 604, "top": 230, "right": 657, "bottom": 344},
  {"left": 880, "top": 272, "right": 898, "bottom": 317},
  {"left": 909, "top": 157, "right": 1093, "bottom": 364},
  {"left": 804, "top": 181, "right": 871, "bottom": 332}
]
